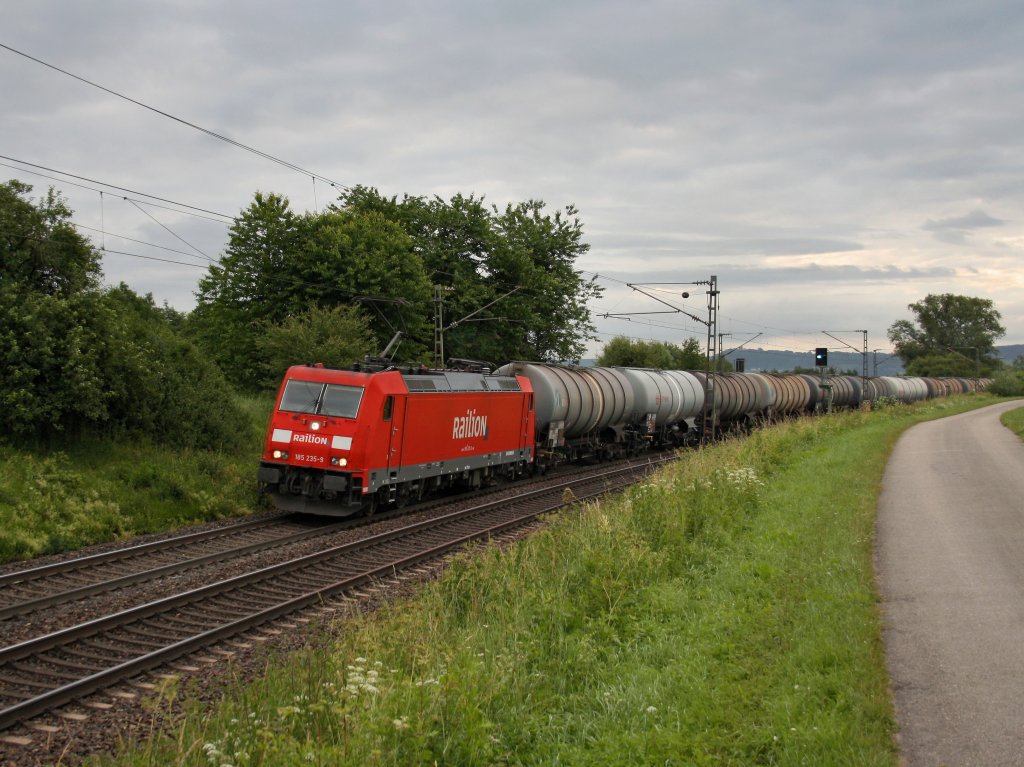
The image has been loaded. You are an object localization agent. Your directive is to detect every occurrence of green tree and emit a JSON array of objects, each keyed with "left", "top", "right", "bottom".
[
  {"left": 0, "top": 285, "right": 109, "bottom": 436},
  {"left": 343, "top": 188, "right": 503, "bottom": 364},
  {"left": 99, "top": 286, "right": 250, "bottom": 450},
  {"left": 191, "top": 192, "right": 310, "bottom": 388},
  {"left": 888, "top": 293, "right": 1005, "bottom": 376},
  {"left": 989, "top": 369, "right": 1024, "bottom": 396},
  {"left": 257, "top": 305, "right": 377, "bottom": 381},
  {"left": 0, "top": 180, "right": 100, "bottom": 297},
  {"left": 597, "top": 336, "right": 707, "bottom": 369},
  {"left": 904, "top": 353, "right": 979, "bottom": 378},
  {"left": 485, "top": 201, "right": 600, "bottom": 362},
  {"left": 597, "top": 337, "right": 672, "bottom": 368},
  {"left": 301, "top": 208, "right": 431, "bottom": 360},
  {"left": 1, "top": 180, "right": 108, "bottom": 437},
  {"left": 671, "top": 338, "right": 707, "bottom": 370},
  {"left": 193, "top": 192, "right": 430, "bottom": 387},
  {"left": 342, "top": 187, "right": 600, "bottom": 365}
]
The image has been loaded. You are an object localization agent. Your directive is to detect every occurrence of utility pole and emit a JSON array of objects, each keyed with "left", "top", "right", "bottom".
[
  {"left": 718, "top": 332, "right": 761, "bottom": 372},
  {"left": 702, "top": 276, "right": 719, "bottom": 442},
  {"left": 600, "top": 274, "right": 720, "bottom": 443},
  {"left": 433, "top": 285, "right": 449, "bottom": 368},
  {"left": 822, "top": 329, "right": 868, "bottom": 406},
  {"left": 433, "top": 284, "right": 518, "bottom": 369}
]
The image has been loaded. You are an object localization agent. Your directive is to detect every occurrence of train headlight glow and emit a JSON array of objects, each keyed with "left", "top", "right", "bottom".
[
  {"left": 310, "top": 421, "right": 321, "bottom": 431},
  {"left": 330, "top": 457, "right": 348, "bottom": 467},
  {"left": 273, "top": 450, "right": 289, "bottom": 460}
]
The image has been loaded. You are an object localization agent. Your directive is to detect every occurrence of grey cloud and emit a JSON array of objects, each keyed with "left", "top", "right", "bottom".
[
  {"left": 722, "top": 263, "right": 956, "bottom": 286},
  {"left": 597, "top": 263, "right": 955, "bottom": 288},
  {"left": 5, "top": 0, "right": 1024, "bottom": 348},
  {"left": 923, "top": 210, "right": 1007, "bottom": 231},
  {"left": 590, "top": 234, "right": 863, "bottom": 259}
]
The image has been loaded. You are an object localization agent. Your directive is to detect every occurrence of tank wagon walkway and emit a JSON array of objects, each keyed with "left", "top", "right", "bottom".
[{"left": 876, "top": 400, "right": 1024, "bottom": 766}]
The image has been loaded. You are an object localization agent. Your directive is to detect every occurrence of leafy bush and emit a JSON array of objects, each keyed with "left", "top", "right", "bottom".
[
  {"left": 99, "top": 285, "right": 252, "bottom": 450},
  {"left": 1, "top": 180, "right": 250, "bottom": 450},
  {"left": 0, "top": 284, "right": 110, "bottom": 436},
  {"left": 988, "top": 369, "right": 1024, "bottom": 396}
]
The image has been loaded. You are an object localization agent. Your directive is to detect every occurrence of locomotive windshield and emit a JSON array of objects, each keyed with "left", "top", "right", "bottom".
[
  {"left": 279, "top": 380, "right": 363, "bottom": 419},
  {"left": 321, "top": 384, "right": 363, "bottom": 418}
]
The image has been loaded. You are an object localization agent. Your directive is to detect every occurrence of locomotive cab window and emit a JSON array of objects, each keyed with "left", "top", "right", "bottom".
[
  {"left": 321, "top": 384, "right": 364, "bottom": 418},
  {"left": 382, "top": 395, "right": 394, "bottom": 421},
  {"left": 279, "top": 380, "right": 364, "bottom": 419},
  {"left": 279, "top": 380, "right": 325, "bottom": 414}
]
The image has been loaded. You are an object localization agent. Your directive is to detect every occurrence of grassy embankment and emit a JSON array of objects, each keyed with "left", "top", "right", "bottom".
[
  {"left": 1001, "top": 401, "right": 1024, "bottom": 438},
  {"left": 99, "top": 395, "right": 1002, "bottom": 767},
  {"left": 0, "top": 395, "right": 274, "bottom": 564}
]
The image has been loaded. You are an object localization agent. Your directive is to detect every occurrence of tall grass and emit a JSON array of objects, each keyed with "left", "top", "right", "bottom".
[
  {"left": 101, "top": 396, "right": 993, "bottom": 766},
  {"left": 0, "top": 393, "right": 274, "bottom": 564}
]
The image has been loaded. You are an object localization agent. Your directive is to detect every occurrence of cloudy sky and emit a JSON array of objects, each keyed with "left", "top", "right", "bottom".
[{"left": 4, "top": 0, "right": 1023, "bottom": 360}]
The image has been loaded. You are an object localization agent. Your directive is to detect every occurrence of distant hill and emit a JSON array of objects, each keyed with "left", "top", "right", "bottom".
[
  {"left": 725, "top": 349, "right": 901, "bottom": 375},
  {"left": 580, "top": 349, "right": 901, "bottom": 374},
  {"left": 998, "top": 344, "right": 1024, "bottom": 364},
  {"left": 580, "top": 344, "right": 1023, "bottom": 374}
]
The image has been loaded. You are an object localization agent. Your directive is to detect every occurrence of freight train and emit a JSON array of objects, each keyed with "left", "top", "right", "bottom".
[{"left": 258, "top": 361, "right": 987, "bottom": 516}]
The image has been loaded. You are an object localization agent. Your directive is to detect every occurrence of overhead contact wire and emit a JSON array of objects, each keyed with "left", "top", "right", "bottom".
[
  {"left": 0, "top": 155, "right": 233, "bottom": 220},
  {"left": 0, "top": 43, "right": 350, "bottom": 191}
]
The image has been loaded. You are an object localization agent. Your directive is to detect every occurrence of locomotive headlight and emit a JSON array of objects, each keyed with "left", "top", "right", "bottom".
[
  {"left": 273, "top": 449, "right": 289, "bottom": 460},
  {"left": 310, "top": 421, "right": 321, "bottom": 431},
  {"left": 331, "top": 457, "right": 348, "bottom": 467}
]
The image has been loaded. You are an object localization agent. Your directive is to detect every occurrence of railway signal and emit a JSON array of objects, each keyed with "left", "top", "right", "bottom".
[{"left": 814, "top": 347, "right": 828, "bottom": 367}]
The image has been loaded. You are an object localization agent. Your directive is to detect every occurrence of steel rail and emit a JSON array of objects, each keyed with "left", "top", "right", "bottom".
[
  {"left": 0, "top": 513, "right": 295, "bottom": 588},
  {"left": 0, "top": 519, "right": 352, "bottom": 621}
]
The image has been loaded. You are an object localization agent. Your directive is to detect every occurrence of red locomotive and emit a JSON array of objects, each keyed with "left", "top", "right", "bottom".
[{"left": 259, "top": 364, "right": 535, "bottom": 516}]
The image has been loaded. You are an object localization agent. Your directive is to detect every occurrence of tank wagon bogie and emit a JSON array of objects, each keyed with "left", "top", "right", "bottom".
[{"left": 260, "top": 361, "right": 987, "bottom": 516}]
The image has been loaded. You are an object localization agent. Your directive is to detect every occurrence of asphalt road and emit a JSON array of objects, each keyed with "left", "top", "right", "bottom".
[{"left": 876, "top": 399, "right": 1024, "bottom": 767}]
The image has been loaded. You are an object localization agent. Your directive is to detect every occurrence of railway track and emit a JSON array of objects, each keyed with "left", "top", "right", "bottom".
[
  {"left": 0, "top": 456, "right": 669, "bottom": 732},
  {"left": 0, "top": 513, "right": 350, "bottom": 622}
]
